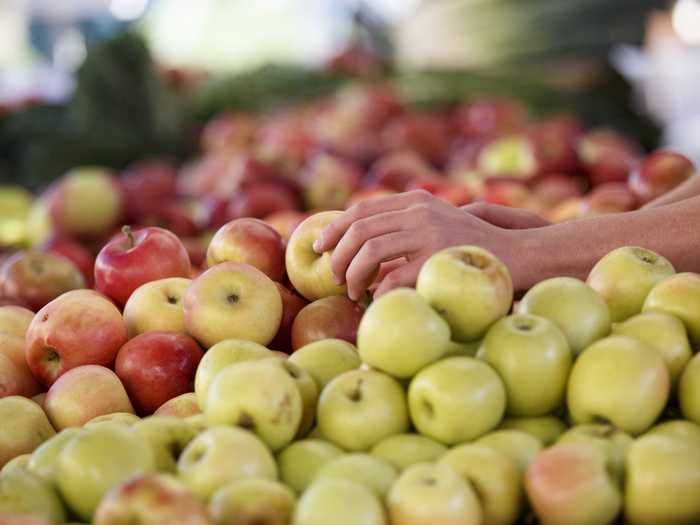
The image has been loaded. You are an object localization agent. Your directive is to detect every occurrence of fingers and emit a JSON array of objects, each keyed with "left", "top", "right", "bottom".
[
  {"left": 372, "top": 257, "right": 428, "bottom": 298},
  {"left": 463, "top": 203, "right": 550, "bottom": 229}
]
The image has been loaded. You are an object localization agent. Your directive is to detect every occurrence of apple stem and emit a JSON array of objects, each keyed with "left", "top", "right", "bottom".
[{"left": 122, "top": 225, "right": 135, "bottom": 249}]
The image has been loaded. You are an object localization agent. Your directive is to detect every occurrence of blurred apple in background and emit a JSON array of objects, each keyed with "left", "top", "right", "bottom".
[
  {"left": 122, "top": 277, "right": 191, "bottom": 337},
  {"left": 577, "top": 128, "right": 640, "bottom": 186},
  {"left": 366, "top": 150, "right": 438, "bottom": 192},
  {"left": 0, "top": 305, "right": 34, "bottom": 337},
  {"left": 0, "top": 468, "right": 66, "bottom": 524},
  {"left": 227, "top": 181, "right": 299, "bottom": 220},
  {"left": 39, "top": 237, "right": 95, "bottom": 286},
  {"left": 264, "top": 209, "right": 308, "bottom": 241},
  {"left": 477, "top": 134, "right": 538, "bottom": 180},
  {"left": 586, "top": 182, "right": 637, "bottom": 215},
  {"left": 345, "top": 187, "right": 397, "bottom": 209},
  {"left": 200, "top": 111, "right": 256, "bottom": 153},
  {"left": 382, "top": 113, "right": 450, "bottom": 166},
  {"left": 270, "top": 282, "right": 307, "bottom": 352},
  {"left": 120, "top": 159, "right": 178, "bottom": 222},
  {"left": 482, "top": 179, "right": 533, "bottom": 208},
  {"left": 291, "top": 295, "right": 363, "bottom": 350},
  {"left": 453, "top": 96, "right": 527, "bottom": 141},
  {"left": 629, "top": 150, "right": 696, "bottom": 204},
  {"left": 532, "top": 175, "right": 583, "bottom": 209},
  {"left": 301, "top": 154, "right": 361, "bottom": 211}
]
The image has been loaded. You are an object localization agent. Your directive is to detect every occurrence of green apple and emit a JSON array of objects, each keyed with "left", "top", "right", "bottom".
[
  {"left": 371, "top": 433, "right": 447, "bottom": 471},
  {"left": 557, "top": 424, "right": 633, "bottom": 484},
  {"left": 0, "top": 468, "right": 66, "bottom": 523},
  {"left": 625, "top": 434, "right": 700, "bottom": 525},
  {"left": 408, "top": 357, "right": 506, "bottom": 445},
  {"left": 317, "top": 369, "right": 409, "bottom": 451},
  {"left": 357, "top": 288, "right": 450, "bottom": 378},
  {"left": 567, "top": 336, "right": 670, "bottom": 435},
  {"left": 278, "top": 439, "right": 344, "bottom": 494},
  {"left": 314, "top": 453, "right": 397, "bottom": 497},
  {"left": 154, "top": 392, "right": 201, "bottom": 419},
  {"left": 0, "top": 396, "right": 55, "bottom": 469},
  {"left": 679, "top": 353, "right": 700, "bottom": 425},
  {"left": 475, "top": 430, "right": 543, "bottom": 475},
  {"left": 444, "top": 340, "right": 480, "bottom": 357},
  {"left": 387, "top": 462, "right": 482, "bottom": 525},
  {"left": 517, "top": 277, "right": 611, "bottom": 355},
  {"left": 525, "top": 442, "right": 622, "bottom": 525},
  {"left": 0, "top": 454, "right": 31, "bottom": 476},
  {"left": 440, "top": 443, "right": 522, "bottom": 525},
  {"left": 93, "top": 473, "right": 213, "bottom": 525},
  {"left": 27, "top": 428, "right": 81, "bottom": 482},
  {"left": 643, "top": 272, "right": 700, "bottom": 346},
  {"left": 205, "top": 359, "right": 303, "bottom": 451},
  {"left": 209, "top": 478, "right": 295, "bottom": 525},
  {"left": 587, "top": 246, "right": 675, "bottom": 322},
  {"left": 177, "top": 426, "right": 276, "bottom": 501},
  {"left": 416, "top": 245, "right": 513, "bottom": 342},
  {"left": 612, "top": 311, "right": 691, "bottom": 385},
  {"left": 83, "top": 412, "right": 140, "bottom": 429},
  {"left": 194, "top": 338, "right": 272, "bottom": 410},
  {"left": 184, "top": 414, "right": 208, "bottom": 434},
  {"left": 122, "top": 277, "right": 192, "bottom": 337},
  {"left": 498, "top": 416, "right": 566, "bottom": 446},
  {"left": 288, "top": 339, "right": 360, "bottom": 389},
  {"left": 55, "top": 424, "right": 156, "bottom": 520},
  {"left": 283, "top": 360, "right": 319, "bottom": 438},
  {"left": 285, "top": 211, "right": 347, "bottom": 301},
  {"left": 478, "top": 313, "right": 571, "bottom": 416},
  {"left": 647, "top": 420, "right": 700, "bottom": 446},
  {"left": 294, "top": 478, "right": 385, "bottom": 525},
  {"left": 133, "top": 416, "right": 198, "bottom": 473}
]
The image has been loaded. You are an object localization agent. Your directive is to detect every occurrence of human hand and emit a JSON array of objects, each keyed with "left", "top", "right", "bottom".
[{"left": 462, "top": 202, "right": 551, "bottom": 229}]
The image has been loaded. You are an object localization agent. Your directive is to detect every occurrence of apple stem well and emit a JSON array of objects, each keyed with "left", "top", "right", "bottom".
[{"left": 121, "top": 225, "right": 136, "bottom": 249}]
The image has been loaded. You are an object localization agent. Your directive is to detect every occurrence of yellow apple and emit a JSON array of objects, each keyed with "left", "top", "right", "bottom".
[
  {"left": 154, "top": 392, "right": 201, "bottom": 419},
  {"left": 27, "top": 428, "right": 81, "bottom": 482},
  {"left": 288, "top": 339, "right": 360, "bottom": 389},
  {"left": 679, "top": 352, "right": 700, "bottom": 425},
  {"left": 371, "top": 433, "right": 447, "bottom": 471},
  {"left": 476, "top": 430, "right": 543, "bottom": 475},
  {"left": 209, "top": 478, "right": 295, "bottom": 525},
  {"left": 133, "top": 416, "right": 198, "bottom": 473},
  {"left": 643, "top": 272, "right": 700, "bottom": 346},
  {"left": 0, "top": 397, "right": 55, "bottom": 469},
  {"left": 313, "top": 453, "right": 397, "bottom": 497},
  {"left": 647, "top": 419, "right": 700, "bottom": 446},
  {"left": 0, "top": 305, "right": 34, "bottom": 338},
  {"left": 123, "top": 277, "right": 192, "bottom": 337},
  {"left": 0, "top": 468, "right": 66, "bottom": 523},
  {"left": 278, "top": 439, "right": 344, "bottom": 494},
  {"left": 498, "top": 416, "right": 566, "bottom": 446},
  {"left": 0, "top": 454, "right": 30, "bottom": 476}
]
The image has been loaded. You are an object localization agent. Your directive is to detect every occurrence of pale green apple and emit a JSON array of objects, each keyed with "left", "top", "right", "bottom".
[
  {"left": 55, "top": 424, "right": 156, "bottom": 520},
  {"left": 647, "top": 419, "right": 700, "bottom": 446},
  {"left": 440, "top": 443, "right": 522, "bottom": 525},
  {"left": 643, "top": 272, "right": 700, "bottom": 346},
  {"left": 133, "top": 416, "right": 198, "bottom": 473},
  {"left": 285, "top": 211, "right": 347, "bottom": 301},
  {"left": 314, "top": 453, "right": 397, "bottom": 497},
  {"left": 123, "top": 277, "right": 192, "bottom": 337},
  {"left": 476, "top": 430, "right": 543, "bottom": 475},
  {"left": 371, "top": 433, "right": 447, "bottom": 471},
  {"left": 567, "top": 336, "right": 670, "bottom": 435},
  {"left": 0, "top": 468, "right": 66, "bottom": 523},
  {"left": 205, "top": 359, "right": 303, "bottom": 451},
  {"left": 154, "top": 392, "right": 201, "bottom": 419},
  {"left": 478, "top": 313, "right": 571, "bottom": 416},
  {"left": 317, "top": 369, "right": 409, "bottom": 451},
  {"left": 679, "top": 353, "right": 700, "bottom": 425},
  {"left": 612, "top": 311, "right": 691, "bottom": 385},
  {"left": 517, "top": 277, "right": 611, "bottom": 355},
  {"left": 357, "top": 288, "right": 450, "bottom": 378},
  {"left": 525, "top": 442, "right": 622, "bottom": 525},
  {"left": 27, "top": 428, "right": 81, "bottom": 482},
  {"left": 408, "top": 357, "right": 506, "bottom": 445},
  {"left": 498, "top": 416, "right": 566, "bottom": 446},
  {"left": 293, "top": 478, "right": 385, "bottom": 525},
  {"left": 387, "top": 462, "right": 482, "bottom": 525},
  {"left": 177, "top": 426, "right": 277, "bottom": 501},
  {"left": 416, "top": 245, "right": 513, "bottom": 342},
  {"left": 83, "top": 412, "right": 140, "bottom": 429},
  {"left": 0, "top": 396, "right": 55, "bottom": 469},
  {"left": 444, "top": 340, "right": 480, "bottom": 357},
  {"left": 625, "top": 434, "right": 700, "bottom": 525},
  {"left": 185, "top": 414, "right": 209, "bottom": 434},
  {"left": 278, "top": 439, "right": 344, "bottom": 494},
  {"left": 587, "top": 246, "right": 675, "bottom": 322},
  {"left": 209, "top": 478, "right": 295, "bottom": 525},
  {"left": 194, "top": 338, "right": 272, "bottom": 410},
  {"left": 283, "top": 360, "right": 319, "bottom": 438},
  {"left": 288, "top": 339, "right": 360, "bottom": 389},
  {"left": 0, "top": 454, "right": 30, "bottom": 476}
]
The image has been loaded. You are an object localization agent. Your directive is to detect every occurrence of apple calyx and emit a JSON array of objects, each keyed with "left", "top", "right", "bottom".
[
  {"left": 237, "top": 412, "right": 256, "bottom": 431},
  {"left": 347, "top": 378, "right": 365, "bottom": 403}
]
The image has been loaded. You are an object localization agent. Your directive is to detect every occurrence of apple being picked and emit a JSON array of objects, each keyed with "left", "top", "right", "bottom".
[
  {"left": 0, "top": 396, "right": 55, "bottom": 469},
  {"left": 209, "top": 478, "right": 295, "bottom": 525},
  {"left": 643, "top": 272, "right": 700, "bottom": 346},
  {"left": 291, "top": 295, "right": 363, "bottom": 351},
  {"left": 122, "top": 277, "right": 192, "bottom": 337},
  {"left": 629, "top": 150, "right": 696, "bottom": 204},
  {"left": 94, "top": 226, "right": 191, "bottom": 308},
  {"left": 301, "top": 153, "right": 361, "bottom": 211}
]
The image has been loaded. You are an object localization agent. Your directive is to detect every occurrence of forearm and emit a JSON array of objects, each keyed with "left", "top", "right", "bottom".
[{"left": 643, "top": 175, "right": 700, "bottom": 208}]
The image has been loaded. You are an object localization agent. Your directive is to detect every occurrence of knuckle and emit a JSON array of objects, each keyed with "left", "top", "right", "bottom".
[
  {"left": 347, "top": 220, "right": 368, "bottom": 243},
  {"left": 362, "top": 239, "right": 381, "bottom": 259}
]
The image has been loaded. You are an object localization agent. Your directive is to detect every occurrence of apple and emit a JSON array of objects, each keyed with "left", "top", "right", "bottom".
[
  {"left": 453, "top": 96, "right": 526, "bottom": 141},
  {"left": 366, "top": 150, "right": 439, "bottom": 191},
  {"left": 548, "top": 197, "right": 587, "bottom": 223},
  {"left": 0, "top": 396, "right": 55, "bottom": 469},
  {"left": 625, "top": 434, "right": 700, "bottom": 525},
  {"left": 120, "top": 159, "right": 178, "bottom": 220},
  {"left": 613, "top": 311, "right": 691, "bottom": 384},
  {"left": 291, "top": 295, "right": 363, "bottom": 351},
  {"left": 647, "top": 420, "right": 700, "bottom": 447},
  {"left": 516, "top": 277, "right": 611, "bottom": 355},
  {"left": 285, "top": 211, "right": 347, "bottom": 301},
  {"left": 227, "top": 181, "right": 299, "bottom": 220},
  {"left": 84, "top": 412, "right": 139, "bottom": 429},
  {"left": 0, "top": 305, "right": 33, "bottom": 338},
  {"left": 314, "top": 453, "right": 397, "bottom": 497},
  {"left": 387, "top": 462, "right": 482, "bottom": 525},
  {"left": 370, "top": 433, "right": 447, "bottom": 472},
  {"left": 270, "top": 282, "right": 307, "bottom": 352},
  {"left": 416, "top": 246, "right": 513, "bottom": 343},
  {"left": 498, "top": 416, "right": 567, "bottom": 446},
  {"left": 154, "top": 392, "right": 201, "bottom": 419},
  {"left": 577, "top": 128, "right": 640, "bottom": 186},
  {"left": 204, "top": 359, "right": 303, "bottom": 451},
  {"left": 194, "top": 338, "right": 273, "bottom": 410},
  {"left": 1, "top": 454, "right": 31, "bottom": 476},
  {"left": 45, "top": 365, "right": 133, "bottom": 430},
  {"left": 288, "top": 338, "right": 360, "bottom": 389},
  {"left": 586, "top": 183, "right": 637, "bottom": 215},
  {"left": 278, "top": 439, "right": 344, "bottom": 494},
  {"left": 94, "top": 226, "right": 191, "bottom": 308},
  {"left": 209, "top": 478, "right": 295, "bottom": 525},
  {"left": 40, "top": 236, "right": 95, "bottom": 287},
  {"left": 301, "top": 154, "right": 361, "bottom": 210},
  {"left": 206, "top": 218, "right": 285, "bottom": 281},
  {"left": 408, "top": 356, "right": 506, "bottom": 445},
  {"left": 93, "top": 473, "right": 213, "bottom": 525},
  {"left": 46, "top": 167, "right": 123, "bottom": 237},
  {"left": 200, "top": 111, "right": 255, "bottom": 152},
  {"left": 567, "top": 336, "right": 669, "bottom": 435},
  {"left": 294, "top": 478, "right": 385, "bottom": 525},
  {"left": 477, "top": 134, "right": 538, "bottom": 179},
  {"left": 26, "top": 290, "right": 128, "bottom": 387},
  {"left": 177, "top": 426, "right": 277, "bottom": 501},
  {"left": 478, "top": 313, "right": 571, "bottom": 416},
  {"left": 122, "top": 277, "right": 191, "bottom": 337},
  {"left": 184, "top": 262, "right": 282, "bottom": 348},
  {"left": 0, "top": 251, "right": 85, "bottom": 311},
  {"left": 56, "top": 423, "right": 156, "bottom": 520},
  {"left": 475, "top": 430, "right": 543, "bottom": 475},
  {"left": 679, "top": 353, "right": 700, "bottom": 425},
  {"left": 133, "top": 416, "right": 197, "bottom": 473},
  {"left": 115, "top": 331, "right": 203, "bottom": 415},
  {"left": 643, "top": 272, "right": 700, "bottom": 346},
  {"left": 0, "top": 514, "right": 54, "bottom": 525},
  {"left": 532, "top": 175, "right": 583, "bottom": 209},
  {"left": 0, "top": 468, "right": 66, "bottom": 524},
  {"left": 317, "top": 369, "right": 409, "bottom": 451},
  {"left": 27, "top": 428, "right": 81, "bottom": 482},
  {"left": 357, "top": 288, "right": 450, "bottom": 379},
  {"left": 587, "top": 247, "right": 675, "bottom": 322},
  {"left": 629, "top": 150, "right": 696, "bottom": 204},
  {"left": 264, "top": 210, "right": 307, "bottom": 242},
  {"left": 525, "top": 442, "right": 622, "bottom": 525},
  {"left": 440, "top": 443, "right": 522, "bottom": 525},
  {"left": 345, "top": 187, "right": 397, "bottom": 209},
  {"left": 0, "top": 333, "right": 41, "bottom": 397},
  {"left": 0, "top": 354, "right": 26, "bottom": 399}
]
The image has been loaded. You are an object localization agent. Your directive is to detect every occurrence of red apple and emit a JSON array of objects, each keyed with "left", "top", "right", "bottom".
[
  {"left": 333, "top": 83, "right": 403, "bottom": 130},
  {"left": 291, "top": 295, "right": 364, "bottom": 351},
  {"left": 528, "top": 118, "right": 581, "bottom": 176},
  {"left": 200, "top": 193, "right": 231, "bottom": 229},
  {"left": 382, "top": 113, "right": 450, "bottom": 166},
  {"left": 577, "top": 129, "right": 641, "bottom": 186},
  {"left": 453, "top": 97, "right": 527, "bottom": 141},
  {"left": 94, "top": 226, "right": 191, "bottom": 307},
  {"left": 115, "top": 331, "right": 203, "bottom": 415},
  {"left": 367, "top": 150, "right": 440, "bottom": 191},
  {"left": 482, "top": 180, "right": 533, "bottom": 208},
  {"left": 264, "top": 210, "right": 308, "bottom": 241},
  {"left": 137, "top": 201, "right": 199, "bottom": 238},
  {"left": 345, "top": 187, "right": 397, "bottom": 209},
  {"left": 257, "top": 112, "right": 317, "bottom": 175},
  {"left": 532, "top": 175, "right": 583, "bottom": 209},
  {"left": 227, "top": 181, "right": 299, "bottom": 220},
  {"left": 176, "top": 154, "right": 232, "bottom": 198},
  {"left": 25, "top": 290, "right": 129, "bottom": 387},
  {"left": 587, "top": 182, "right": 637, "bottom": 215},
  {"left": 200, "top": 111, "right": 256, "bottom": 153},
  {"left": 270, "top": 282, "right": 308, "bottom": 353},
  {"left": 301, "top": 154, "right": 361, "bottom": 211},
  {"left": 120, "top": 159, "right": 178, "bottom": 221},
  {"left": 629, "top": 150, "right": 696, "bottom": 204},
  {"left": 327, "top": 42, "right": 384, "bottom": 75},
  {"left": 447, "top": 141, "right": 485, "bottom": 175}
]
